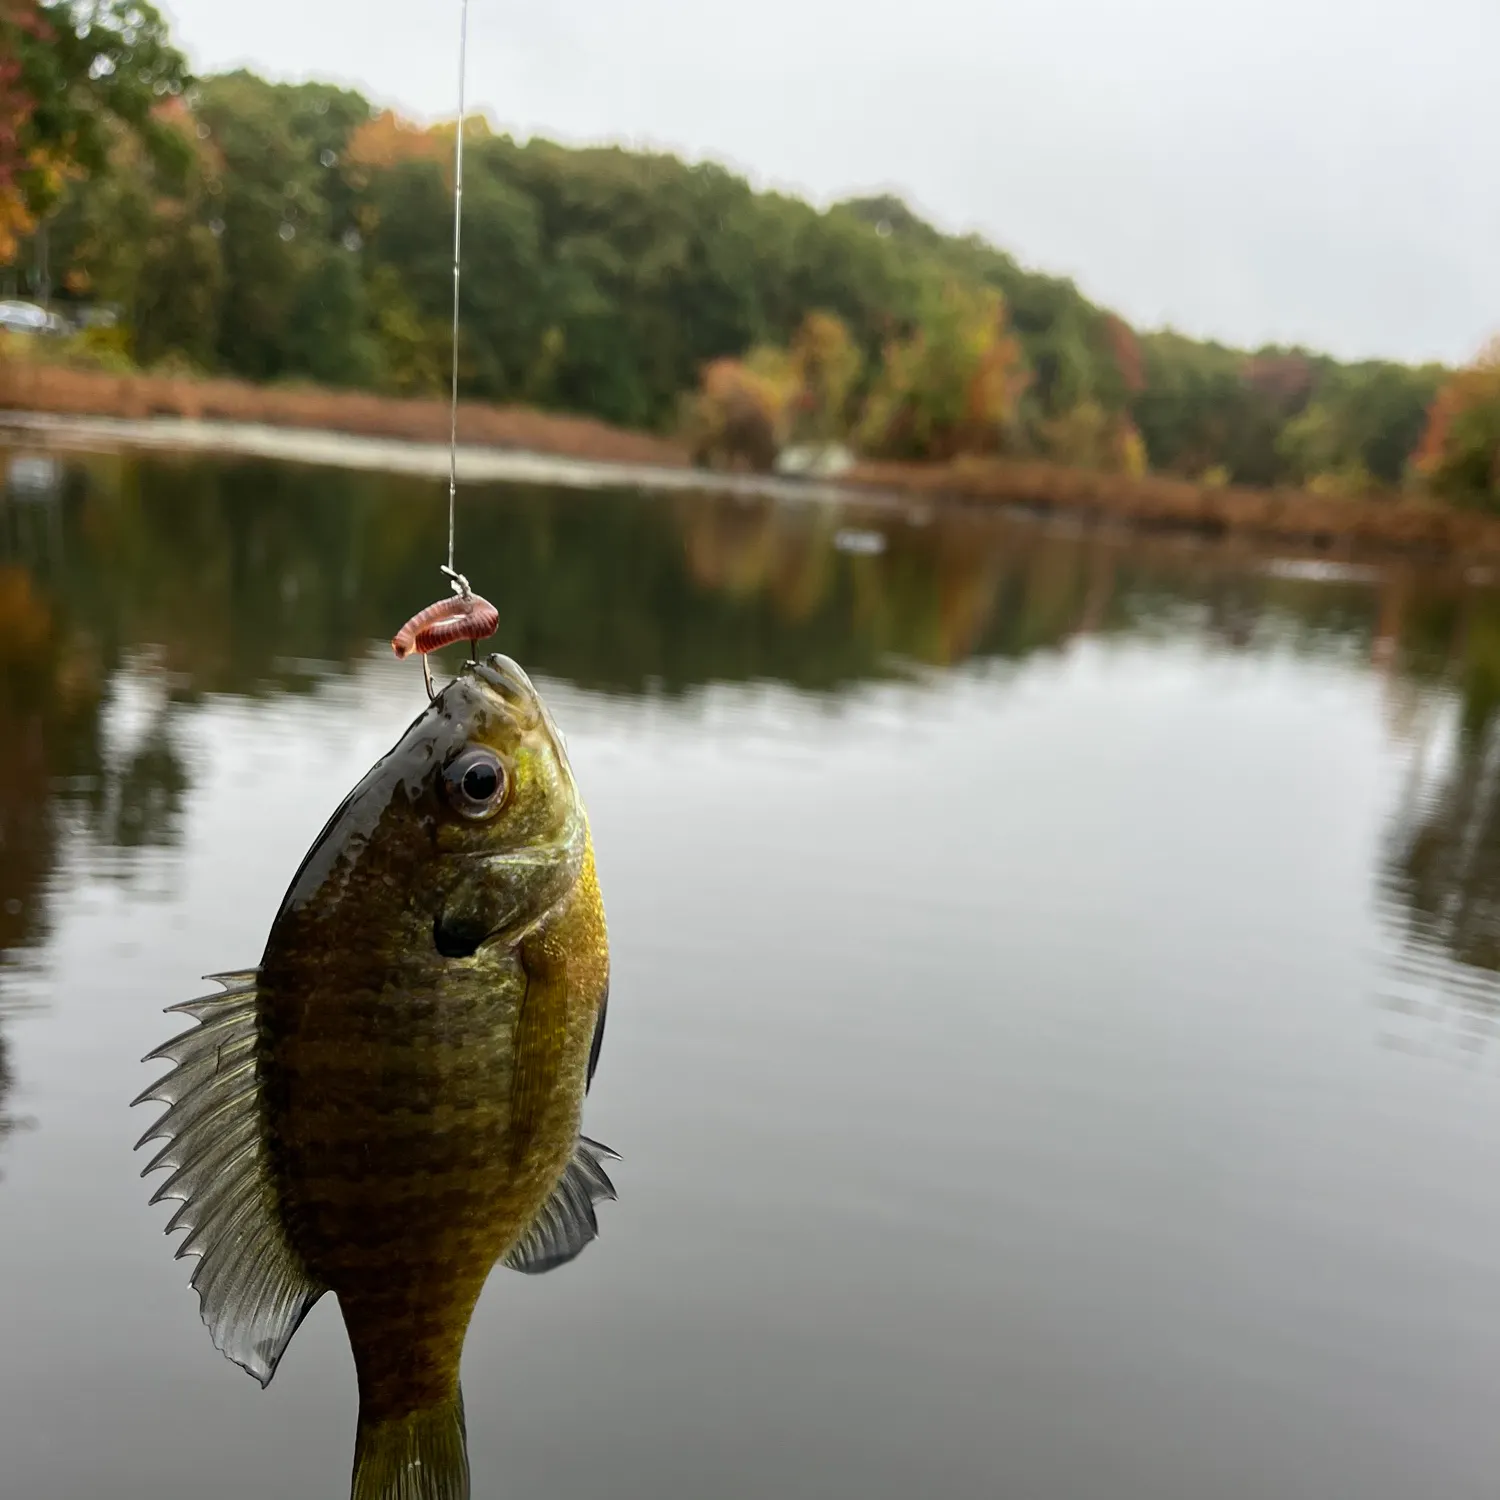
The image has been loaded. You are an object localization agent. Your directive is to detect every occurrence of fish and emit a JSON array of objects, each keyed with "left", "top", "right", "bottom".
[{"left": 134, "top": 655, "right": 615, "bottom": 1500}]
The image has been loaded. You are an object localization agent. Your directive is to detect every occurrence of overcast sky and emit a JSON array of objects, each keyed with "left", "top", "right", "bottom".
[{"left": 157, "top": 0, "right": 1495, "bottom": 367}]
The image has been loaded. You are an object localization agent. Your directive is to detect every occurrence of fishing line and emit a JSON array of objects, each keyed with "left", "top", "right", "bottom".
[
  {"left": 445, "top": 0, "right": 470, "bottom": 595},
  {"left": 391, "top": 0, "right": 500, "bottom": 700}
]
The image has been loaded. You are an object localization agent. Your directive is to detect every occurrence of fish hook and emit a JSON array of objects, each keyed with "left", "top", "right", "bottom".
[{"left": 440, "top": 565, "right": 482, "bottom": 665}]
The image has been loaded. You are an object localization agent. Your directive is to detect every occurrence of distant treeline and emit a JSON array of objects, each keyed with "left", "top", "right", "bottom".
[{"left": 2, "top": 2, "right": 1497, "bottom": 506}]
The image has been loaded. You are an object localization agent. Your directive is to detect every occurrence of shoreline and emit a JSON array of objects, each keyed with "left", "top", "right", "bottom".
[
  {"left": 4, "top": 364, "right": 1500, "bottom": 560},
  {"left": 5, "top": 409, "right": 1500, "bottom": 588},
  {"left": 0, "top": 409, "right": 868, "bottom": 507},
  {"left": 16, "top": 407, "right": 1489, "bottom": 601}
]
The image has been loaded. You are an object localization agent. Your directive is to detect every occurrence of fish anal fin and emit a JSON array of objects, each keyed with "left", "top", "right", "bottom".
[
  {"left": 502, "top": 1135, "right": 619, "bottom": 1276},
  {"left": 134, "top": 970, "right": 326, "bottom": 1387}
]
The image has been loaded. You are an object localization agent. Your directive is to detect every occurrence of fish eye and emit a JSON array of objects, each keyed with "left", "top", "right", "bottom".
[{"left": 443, "top": 747, "right": 508, "bottom": 820}]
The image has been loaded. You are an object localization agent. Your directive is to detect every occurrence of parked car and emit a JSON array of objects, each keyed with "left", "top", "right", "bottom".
[{"left": 0, "top": 300, "right": 67, "bottom": 334}]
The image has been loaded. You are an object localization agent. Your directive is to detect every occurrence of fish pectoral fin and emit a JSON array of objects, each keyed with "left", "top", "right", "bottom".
[
  {"left": 133, "top": 969, "right": 326, "bottom": 1387},
  {"left": 502, "top": 1135, "right": 620, "bottom": 1275}
]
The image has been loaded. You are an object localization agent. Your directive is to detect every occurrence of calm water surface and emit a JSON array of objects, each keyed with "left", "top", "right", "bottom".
[{"left": 3, "top": 445, "right": 1500, "bottom": 1499}]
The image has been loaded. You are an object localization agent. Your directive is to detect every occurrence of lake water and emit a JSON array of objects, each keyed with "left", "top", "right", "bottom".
[{"left": 4, "top": 442, "right": 1500, "bottom": 1500}]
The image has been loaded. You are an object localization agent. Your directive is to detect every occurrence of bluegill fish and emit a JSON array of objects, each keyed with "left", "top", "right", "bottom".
[{"left": 135, "top": 656, "right": 614, "bottom": 1500}]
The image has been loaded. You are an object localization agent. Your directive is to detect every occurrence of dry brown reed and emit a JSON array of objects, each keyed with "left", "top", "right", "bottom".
[
  {"left": 845, "top": 457, "right": 1500, "bottom": 560},
  {"left": 0, "top": 361, "right": 690, "bottom": 469}
]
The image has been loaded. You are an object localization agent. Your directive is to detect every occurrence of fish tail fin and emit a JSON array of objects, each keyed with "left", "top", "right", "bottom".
[{"left": 352, "top": 1388, "right": 470, "bottom": 1500}]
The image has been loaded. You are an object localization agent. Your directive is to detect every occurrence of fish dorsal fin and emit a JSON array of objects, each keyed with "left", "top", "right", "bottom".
[
  {"left": 133, "top": 970, "right": 326, "bottom": 1387},
  {"left": 502, "top": 1136, "right": 619, "bottom": 1275}
]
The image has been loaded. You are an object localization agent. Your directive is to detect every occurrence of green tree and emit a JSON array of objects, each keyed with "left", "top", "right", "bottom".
[
  {"left": 1041, "top": 399, "right": 1147, "bottom": 476},
  {"left": 282, "top": 248, "right": 377, "bottom": 386},
  {"left": 1281, "top": 361, "right": 1443, "bottom": 488},
  {"left": 194, "top": 72, "right": 356, "bottom": 380},
  {"left": 47, "top": 107, "right": 224, "bottom": 365}
]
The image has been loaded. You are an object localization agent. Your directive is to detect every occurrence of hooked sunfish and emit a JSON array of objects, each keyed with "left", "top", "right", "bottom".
[{"left": 135, "top": 655, "right": 614, "bottom": 1500}]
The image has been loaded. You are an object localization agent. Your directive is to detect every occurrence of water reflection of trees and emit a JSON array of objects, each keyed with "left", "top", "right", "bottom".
[
  {"left": 0, "top": 1030, "right": 17, "bottom": 1170},
  {"left": 4, "top": 447, "right": 1429, "bottom": 708},
  {"left": 0, "top": 462, "right": 191, "bottom": 1152},
  {"left": 1377, "top": 591, "right": 1500, "bottom": 1048},
  {"left": 3, "top": 442, "right": 1500, "bottom": 1110}
]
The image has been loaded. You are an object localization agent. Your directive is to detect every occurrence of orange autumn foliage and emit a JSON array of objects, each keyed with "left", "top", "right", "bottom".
[
  {"left": 683, "top": 355, "right": 790, "bottom": 472},
  {"left": 345, "top": 111, "right": 451, "bottom": 175},
  {"left": 1415, "top": 338, "right": 1500, "bottom": 508},
  {"left": 0, "top": 0, "right": 46, "bottom": 262},
  {"left": 345, "top": 110, "right": 491, "bottom": 187}
]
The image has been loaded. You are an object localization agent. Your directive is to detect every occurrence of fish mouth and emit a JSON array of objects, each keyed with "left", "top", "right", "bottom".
[
  {"left": 466, "top": 654, "right": 540, "bottom": 718},
  {"left": 435, "top": 654, "right": 541, "bottom": 735}
]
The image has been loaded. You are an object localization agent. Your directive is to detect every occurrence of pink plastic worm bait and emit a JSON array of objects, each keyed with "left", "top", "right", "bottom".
[{"left": 391, "top": 592, "right": 500, "bottom": 659}]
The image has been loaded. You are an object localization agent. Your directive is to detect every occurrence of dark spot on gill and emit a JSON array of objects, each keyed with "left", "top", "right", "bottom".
[{"left": 433, "top": 912, "right": 489, "bottom": 959}]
